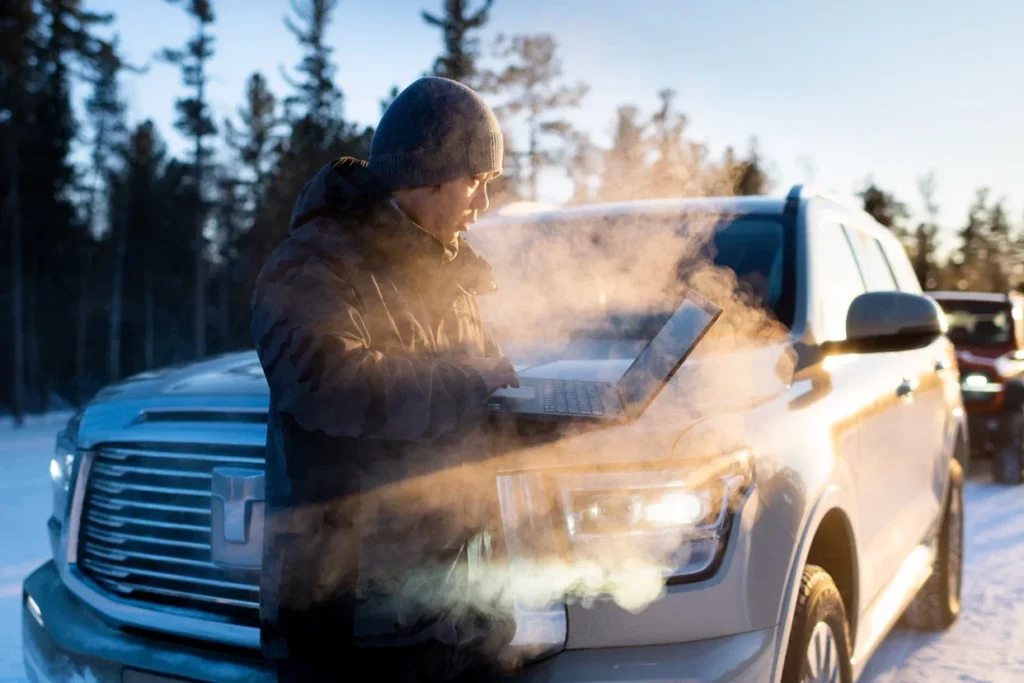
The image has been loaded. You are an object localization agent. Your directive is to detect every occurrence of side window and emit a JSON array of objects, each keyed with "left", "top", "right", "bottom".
[
  {"left": 816, "top": 222, "right": 867, "bottom": 341},
  {"left": 882, "top": 241, "right": 922, "bottom": 293},
  {"left": 844, "top": 226, "right": 898, "bottom": 292}
]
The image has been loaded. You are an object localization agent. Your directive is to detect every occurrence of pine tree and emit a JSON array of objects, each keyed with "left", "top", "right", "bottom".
[
  {"left": 211, "top": 172, "right": 246, "bottom": 350},
  {"left": 482, "top": 34, "right": 587, "bottom": 201},
  {"left": 566, "top": 129, "right": 599, "bottom": 204},
  {"left": 422, "top": 0, "right": 494, "bottom": 86},
  {"left": 283, "top": 0, "right": 345, "bottom": 146},
  {"left": 858, "top": 181, "right": 909, "bottom": 231},
  {"left": 161, "top": 0, "right": 217, "bottom": 360},
  {"left": 0, "top": 0, "right": 38, "bottom": 421},
  {"left": 646, "top": 89, "right": 728, "bottom": 198},
  {"left": 225, "top": 72, "right": 279, "bottom": 220},
  {"left": 728, "top": 138, "right": 771, "bottom": 196},
  {"left": 987, "top": 200, "right": 1012, "bottom": 293},
  {"left": 14, "top": 0, "right": 113, "bottom": 409},
  {"left": 109, "top": 121, "right": 165, "bottom": 375},
  {"left": 913, "top": 171, "right": 940, "bottom": 290},
  {"left": 953, "top": 188, "right": 992, "bottom": 291},
  {"left": 599, "top": 105, "right": 648, "bottom": 202},
  {"left": 82, "top": 39, "right": 127, "bottom": 383},
  {"left": 243, "top": 0, "right": 372, "bottom": 321}
]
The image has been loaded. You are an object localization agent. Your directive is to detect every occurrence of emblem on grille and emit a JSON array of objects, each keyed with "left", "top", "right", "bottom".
[{"left": 210, "top": 467, "right": 265, "bottom": 570}]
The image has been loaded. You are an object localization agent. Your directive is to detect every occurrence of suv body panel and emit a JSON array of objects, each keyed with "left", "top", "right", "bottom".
[{"left": 24, "top": 190, "right": 965, "bottom": 683}]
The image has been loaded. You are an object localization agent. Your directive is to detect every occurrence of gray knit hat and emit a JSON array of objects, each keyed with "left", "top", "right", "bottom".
[{"left": 369, "top": 77, "right": 504, "bottom": 191}]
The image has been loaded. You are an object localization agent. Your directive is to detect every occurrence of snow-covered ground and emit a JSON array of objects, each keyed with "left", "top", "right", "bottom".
[
  {"left": 0, "top": 413, "right": 1022, "bottom": 682},
  {"left": 860, "top": 461, "right": 1024, "bottom": 682},
  {"left": 0, "top": 412, "right": 72, "bottom": 683}
]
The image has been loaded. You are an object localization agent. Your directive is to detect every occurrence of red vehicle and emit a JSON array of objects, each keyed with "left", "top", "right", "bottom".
[{"left": 931, "top": 291, "right": 1024, "bottom": 483}]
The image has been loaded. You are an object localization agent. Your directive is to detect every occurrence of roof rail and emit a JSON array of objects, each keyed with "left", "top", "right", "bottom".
[{"left": 785, "top": 184, "right": 863, "bottom": 213}]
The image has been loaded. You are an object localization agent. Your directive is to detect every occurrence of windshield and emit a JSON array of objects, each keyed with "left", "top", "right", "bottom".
[
  {"left": 938, "top": 300, "right": 1015, "bottom": 346},
  {"left": 469, "top": 212, "right": 789, "bottom": 362}
]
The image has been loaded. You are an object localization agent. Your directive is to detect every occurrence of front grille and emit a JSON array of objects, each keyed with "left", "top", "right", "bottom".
[{"left": 78, "top": 444, "right": 265, "bottom": 625}]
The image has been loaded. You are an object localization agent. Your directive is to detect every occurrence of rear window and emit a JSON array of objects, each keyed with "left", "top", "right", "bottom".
[{"left": 936, "top": 300, "right": 1015, "bottom": 346}]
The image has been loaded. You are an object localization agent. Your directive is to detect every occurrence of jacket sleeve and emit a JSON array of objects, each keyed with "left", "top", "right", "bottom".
[{"left": 251, "top": 253, "right": 492, "bottom": 441}]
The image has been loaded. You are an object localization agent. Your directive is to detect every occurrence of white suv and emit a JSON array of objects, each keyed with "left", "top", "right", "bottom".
[{"left": 25, "top": 185, "right": 965, "bottom": 683}]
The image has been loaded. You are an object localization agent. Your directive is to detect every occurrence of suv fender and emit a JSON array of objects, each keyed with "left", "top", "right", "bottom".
[{"left": 767, "top": 483, "right": 858, "bottom": 683}]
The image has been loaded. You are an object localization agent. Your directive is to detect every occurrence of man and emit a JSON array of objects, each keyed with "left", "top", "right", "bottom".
[{"left": 251, "top": 77, "right": 520, "bottom": 682}]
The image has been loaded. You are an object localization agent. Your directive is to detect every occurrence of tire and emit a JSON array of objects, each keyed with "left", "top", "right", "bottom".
[
  {"left": 994, "top": 409, "right": 1024, "bottom": 485},
  {"left": 954, "top": 432, "right": 972, "bottom": 478},
  {"left": 905, "top": 459, "right": 964, "bottom": 630},
  {"left": 781, "top": 565, "right": 853, "bottom": 683}
]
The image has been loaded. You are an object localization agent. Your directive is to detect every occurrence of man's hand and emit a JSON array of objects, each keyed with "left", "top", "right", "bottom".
[{"left": 462, "top": 356, "right": 521, "bottom": 394}]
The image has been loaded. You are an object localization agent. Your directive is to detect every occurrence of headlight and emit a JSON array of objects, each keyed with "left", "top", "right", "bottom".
[
  {"left": 995, "top": 352, "right": 1024, "bottom": 381},
  {"left": 50, "top": 432, "right": 77, "bottom": 524},
  {"left": 554, "top": 449, "right": 753, "bottom": 582},
  {"left": 961, "top": 372, "right": 1002, "bottom": 393}
]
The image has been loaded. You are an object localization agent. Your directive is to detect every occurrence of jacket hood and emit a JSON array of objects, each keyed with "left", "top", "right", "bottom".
[
  {"left": 288, "top": 157, "right": 389, "bottom": 234},
  {"left": 288, "top": 157, "right": 497, "bottom": 294}
]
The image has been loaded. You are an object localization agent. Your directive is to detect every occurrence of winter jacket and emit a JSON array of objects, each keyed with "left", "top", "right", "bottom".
[{"left": 251, "top": 157, "right": 513, "bottom": 666}]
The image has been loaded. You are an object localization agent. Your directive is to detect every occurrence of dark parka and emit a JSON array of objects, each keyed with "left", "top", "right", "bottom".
[{"left": 251, "top": 158, "right": 513, "bottom": 665}]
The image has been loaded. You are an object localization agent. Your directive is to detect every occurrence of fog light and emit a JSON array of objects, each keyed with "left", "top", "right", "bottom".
[{"left": 25, "top": 594, "right": 44, "bottom": 627}]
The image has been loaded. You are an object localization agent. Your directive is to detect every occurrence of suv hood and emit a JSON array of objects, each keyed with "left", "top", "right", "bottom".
[
  {"left": 87, "top": 343, "right": 788, "bottom": 414},
  {"left": 88, "top": 351, "right": 269, "bottom": 405},
  {"left": 79, "top": 343, "right": 790, "bottom": 467}
]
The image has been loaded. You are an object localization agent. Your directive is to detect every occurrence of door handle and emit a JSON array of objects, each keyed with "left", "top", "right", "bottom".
[{"left": 896, "top": 378, "right": 917, "bottom": 399}]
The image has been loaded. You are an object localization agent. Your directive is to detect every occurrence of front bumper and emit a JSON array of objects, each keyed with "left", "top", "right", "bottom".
[
  {"left": 22, "top": 561, "right": 274, "bottom": 683},
  {"left": 24, "top": 560, "right": 778, "bottom": 683}
]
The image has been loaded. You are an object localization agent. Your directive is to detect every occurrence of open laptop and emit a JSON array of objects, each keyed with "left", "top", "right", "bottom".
[{"left": 486, "top": 288, "right": 722, "bottom": 423}]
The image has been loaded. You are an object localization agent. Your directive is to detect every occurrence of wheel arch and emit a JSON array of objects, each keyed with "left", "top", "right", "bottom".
[{"left": 768, "top": 485, "right": 860, "bottom": 683}]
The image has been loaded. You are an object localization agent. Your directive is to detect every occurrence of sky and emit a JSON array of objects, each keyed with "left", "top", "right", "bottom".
[{"left": 85, "top": 0, "right": 1024, "bottom": 256}]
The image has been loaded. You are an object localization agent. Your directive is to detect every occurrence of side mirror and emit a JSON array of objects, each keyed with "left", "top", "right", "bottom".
[{"left": 823, "top": 291, "right": 947, "bottom": 355}]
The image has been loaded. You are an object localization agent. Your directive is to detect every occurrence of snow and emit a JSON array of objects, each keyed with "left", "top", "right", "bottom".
[
  {"left": 0, "top": 413, "right": 71, "bottom": 682},
  {"left": 860, "top": 464, "right": 1024, "bottom": 682},
  {"left": 0, "top": 412, "right": 1022, "bottom": 682}
]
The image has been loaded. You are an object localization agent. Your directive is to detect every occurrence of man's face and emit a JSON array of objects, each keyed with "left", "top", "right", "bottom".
[{"left": 420, "top": 173, "right": 497, "bottom": 245}]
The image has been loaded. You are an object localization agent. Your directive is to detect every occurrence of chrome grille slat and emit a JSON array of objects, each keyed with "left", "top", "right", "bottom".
[
  {"left": 84, "top": 542, "right": 219, "bottom": 568},
  {"left": 91, "top": 479, "right": 212, "bottom": 498},
  {"left": 87, "top": 510, "right": 208, "bottom": 533},
  {"left": 85, "top": 527, "right": 211, "bottom": 550},
  {"left": 98, "top": 447, "right": 263, "bottom": 466},
  {"left": 78, "top": 444, "right": 264, "bottom": 626},
  {"left": 83, "top": 558, "right": 259, "bottom": 592},
  {"left": 93, "top": 577, "right": 260, "bottom": 609},
  {"left": 93, "top": 463, "right": 213, "bottom": 480},
  {"left": 91, "top": 494, "right": 211, "bottom": 515}
]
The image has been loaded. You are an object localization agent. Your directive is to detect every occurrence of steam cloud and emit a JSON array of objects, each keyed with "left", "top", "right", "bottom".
[{"left": 281, "top": 189, "right": 796, "bottom": 657}]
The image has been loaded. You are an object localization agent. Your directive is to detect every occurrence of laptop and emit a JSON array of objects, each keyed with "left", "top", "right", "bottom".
[{"left": 486, "top": 288, "right": 723, "bottom": 423}]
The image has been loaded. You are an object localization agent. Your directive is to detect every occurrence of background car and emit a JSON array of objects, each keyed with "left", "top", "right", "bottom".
[
  {"left": 930, "top": 291, "right": 1024, "bottom": 483},
  {"left": 24, "top": 185, "right": 965, "bottom": 683}
]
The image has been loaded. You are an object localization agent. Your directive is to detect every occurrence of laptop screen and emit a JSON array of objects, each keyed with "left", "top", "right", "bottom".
[{"left": 615, "top": 289, "right": 722, "bottom": 417}]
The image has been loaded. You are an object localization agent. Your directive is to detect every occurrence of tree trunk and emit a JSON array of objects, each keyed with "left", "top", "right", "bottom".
[
  {"left": 109, "top": 215, "right": 126, "bottom": 382},
  {"left": 75, "top": 249, "right": 90, "bottom": 405},
  {"left": 144, "top": 250, "right": 155, "bottom": 369},
  {"left": 4, "top": 126, "right": 26, "bottom": 425},
  {"left": 194, "top": 38, "right": 208, "bottom": 361},
  {"left": 26, "top": 270, "right": 43, "bottom": 412},
  {"left": 219, "top": 268, "right": 230, "bottom": 350},
  {"left": 528, "top": 123, "right": 539, "bottom": 201},
  {"left": 195, "top": 239, "right": 206, "bottom": 359}
]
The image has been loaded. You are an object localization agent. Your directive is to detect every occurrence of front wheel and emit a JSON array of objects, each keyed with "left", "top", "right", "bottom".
[
  {"left": 994, "top": 409, "right": 1024, "bottom": 485},
  {"left": 781, "top": 565, "right": 853, "bottom": 683}
]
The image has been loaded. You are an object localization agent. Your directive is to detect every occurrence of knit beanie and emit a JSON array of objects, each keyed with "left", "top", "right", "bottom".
[{"left": 369, "top": 77, "right": 504, "bottom": 191}]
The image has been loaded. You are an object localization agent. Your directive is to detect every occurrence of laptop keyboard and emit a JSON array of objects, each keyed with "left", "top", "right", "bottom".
[{"left": 542, "top": 380, "right": 615, "bottom": 415}]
